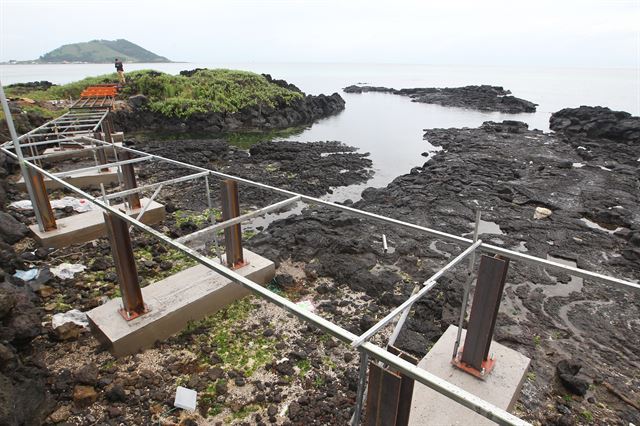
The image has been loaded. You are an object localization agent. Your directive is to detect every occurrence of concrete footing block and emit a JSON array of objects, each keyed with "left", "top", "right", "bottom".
[
  {"left": 87, "top": 249, "right": 275, "bottom": 357},
  {"left": 14, "top": 167, "right": 119, "bottom": 191},
  {"left": 29, "top": 197, "right": 165, "bottom": 248},
  {"left": 41, "top": 142, "right": 122, "bottom": 163},
  {"left": 408, "top": 325, "right": 531, "bottom": 426}
]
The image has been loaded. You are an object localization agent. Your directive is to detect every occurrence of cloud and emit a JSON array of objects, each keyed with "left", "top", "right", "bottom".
[{"left": 1, "top": 0, "right": 638, "bottom": 67}]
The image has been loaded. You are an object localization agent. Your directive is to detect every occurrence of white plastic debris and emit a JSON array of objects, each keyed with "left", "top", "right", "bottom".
[
  {"left": 533, "top": 207, "right": 552, "bottom": 220},
  {"left": 8, "top": 200, "right": 33, "bottom": 210},
  {"left": 174, "top": 386, "right": 197, "bottom": 411},
  {"left": 295, "top": 300, "right": 315, "bottom": 312},
  {"left": 50, "top": 263, "right": 86, "bottom": 279},
  {"left": 10, "top": 197, "right": 95, "bottom": 213},
  {"left": 13, "top": 269, "right": 40, "bottom": 281},
  {"left": 51, "top": 309, "right": 89, "bottom": 329}
]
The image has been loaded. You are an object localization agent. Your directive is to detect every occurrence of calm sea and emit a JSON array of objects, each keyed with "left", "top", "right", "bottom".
[{"left": 1, "top": 62, "right": 638, "bottom": 200}]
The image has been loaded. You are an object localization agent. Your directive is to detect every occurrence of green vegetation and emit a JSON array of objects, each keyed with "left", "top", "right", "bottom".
[
  {"left": 296, "top": 359, "right": 311, "bottom": 376},
  {"left": 122, "top": 69, "right": 304, "bottom": 118},
  {"left": 227, "top": 404, "right": 260, "bottom": 421},
  {"left": 38, "top": 39, "right": 169, "bottom": 63},
  {"left": 6, "top": 69, "right": 304, "bottom": 120},
  {"left": 173, "top": 208, "right": 221, "bottom": 228},
  {"left": 5, "top": 74, "right": 120, "bottom": 100},
  {"left": 183, "top": 297, "right": 277, "bottom": 377},
  {"left": 0, "top": 104, "right": 65, "bottom": 124},
  {"left": 52, "top": 294, "right": 72, "bottom": 312},
  {"left": 533, "top": 334, "right": 541, "bottom": 347},
  {"left": 313, "top": 375, "right": 326, "bottom": 388},
  {"left": 581, "top": 410, "right": 594, "bottom": 422},
  {"left": 134, "top": 246, "right": 198, "bottom": 281}
]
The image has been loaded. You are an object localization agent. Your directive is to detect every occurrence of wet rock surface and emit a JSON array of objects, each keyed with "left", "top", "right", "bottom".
[
  {"left": 344, "top": 84, "right": 537, "bottom": 113},
  {"left": 129, "top": 138, "right": 373, "bottom": 213}
]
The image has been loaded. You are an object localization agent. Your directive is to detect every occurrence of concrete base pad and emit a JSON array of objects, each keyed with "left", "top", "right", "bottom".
[
  {"left": 87, "top": 249, "right": 275, "bottom": 357},
  {"left": 42, "top": 142, "right": 122, "bottom": 163},
  {"left": 14, "top": 167, "right": 118, "bottom": 191},
  {"left": 30, "top": 197, "right": 165, "bottom": 248},
  {"left": 409, "top": 325, "right": 531, "bottom": 426}
]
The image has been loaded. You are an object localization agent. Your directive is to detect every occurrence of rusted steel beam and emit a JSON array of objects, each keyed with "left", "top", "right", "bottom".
[
  {"left": 27, "top": 168, "right": 57, "bottom": 231},
  {"left": 102, "top": 115, "right": 114, "bottom": 144},
  {"left": 364, "top": 362, "right": 402, "bottom": 426},
  {"left": 93, "top": 132, "right": 109, "bottom": 172},
  {"left": 103, "top": 211, "right": 146, "bottom": 320},
  {"left": 457, "top": 254, "right": 510, "bottom": 376},
  {"left": 387, "top": 346, "right": 419, "bottom": 426},
  {"left": 119, "top": 151, "right": 141, "bottom": 210},
  {"left": 221, "top": 179, "right": 244, "bottom": 268}
]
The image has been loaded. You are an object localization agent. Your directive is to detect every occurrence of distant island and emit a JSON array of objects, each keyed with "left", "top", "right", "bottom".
[{"left": 3, "top": 39, "right": 171, "bottom": 64}]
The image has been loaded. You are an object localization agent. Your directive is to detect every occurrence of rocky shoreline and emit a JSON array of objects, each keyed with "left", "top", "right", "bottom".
[
  {"left": 250, "top": 106, "right": 640, "bottom": 425},
  {"left": 344, "top": 84, "right": 537, "bottom": 113},
  {"left": 0, "top": 99, "right": 639, "bottom": 425},
  {"left": 113, "top": 75, "right": 346, "bottom": 134}
]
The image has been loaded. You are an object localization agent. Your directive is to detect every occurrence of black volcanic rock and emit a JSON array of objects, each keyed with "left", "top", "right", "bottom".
[
  {"left": 249, "top": 110, "right": 640, "bottom": 413},
  {"left": 550, "top": 106, "right": 640, "bottom": 143},
  {"left": 344, "top": 84, "right": 537, "bottom": 113},
  {"left": 550, "top": 106, "right": 640, "bottom": 166}
]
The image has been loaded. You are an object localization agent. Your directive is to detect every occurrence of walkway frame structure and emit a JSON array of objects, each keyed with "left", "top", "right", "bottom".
[{"left": 1, "top": 81, "right": 638, "bottom": 426}]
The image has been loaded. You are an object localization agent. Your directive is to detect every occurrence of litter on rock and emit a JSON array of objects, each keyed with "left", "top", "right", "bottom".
[
  {"left": 13, "top": 268, "right": 40, "bottom": 281},
  {"left": 50, "top": 263, "right": 86, "bottom": 279},
  {"left": 533, "top": 206, "right": 553, "bottom": 220},
  {"left": 295, "top": 299, "right": 315, "bottom": 312},
  {"left": 51, "top": 309, "right": 89, "bottom": 329},
  {"left": 10, "top": 197, "right": 95, "bottom": 213},
  {"left": 174, "top": 386, "right": 197, "bottom": 411}
]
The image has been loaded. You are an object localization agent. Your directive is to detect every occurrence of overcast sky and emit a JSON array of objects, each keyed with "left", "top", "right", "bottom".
[{"left": 0, "top": 0, "right": 638, "bottom": 67}]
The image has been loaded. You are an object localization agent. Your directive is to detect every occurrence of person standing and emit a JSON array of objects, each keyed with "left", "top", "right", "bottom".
[{"left": 115, "top": 58, "right": 126, "bottom": 84}]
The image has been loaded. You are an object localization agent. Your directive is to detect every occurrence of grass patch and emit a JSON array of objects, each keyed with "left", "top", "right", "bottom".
[
  {"left": 184, "top": 297, "right": 277, "bottom": 377},
  {"left": 227, "top": 404, "right": 260, "bottom": 421},
  {"left": 533, "top": 335, "right": 541, "bottom": 347},
  {"left": 133, "top": 245, "right": 198, "bottom": 281},
  {"left": 173, "top": 208, "right": 222, "bottom": 228},
  {"left": 296, "top": 359, "right": 311, "bottom": 376},
  {"left": 581, "top": 410, "right": 594, "bottom": 423},
  {"left": 5, "top": 69, "right": 304, "bottom": 119}
]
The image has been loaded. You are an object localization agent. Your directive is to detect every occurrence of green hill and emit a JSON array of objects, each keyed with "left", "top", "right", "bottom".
[{"left": 38, "top": 39, "right": 170, "bottom": 63}]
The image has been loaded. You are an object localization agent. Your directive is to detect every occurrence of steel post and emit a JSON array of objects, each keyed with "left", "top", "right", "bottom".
[
  {"left": 103, "top": 211, "right": 146, "bottom": 319},
  {"left": 221, "top": 179, "right": 244, "bottom": 267},
  {"left": 93, "top": 132, "right": 109, "bottom": 172},
  {"left": 119, "top": 151, "right": 141, "bottom": 210},
  {"left": 102, "top": 115, "right": 114, "bottom": 144},
  {"left": 26, "top": 168, "right": 57, "bottom": 231},
  {"left": 453, "top": 210, "right": 481, "bottom": 358},
  {"left": 204, "top": 176, "right": 223, "bottom": 263},
  {"left": 351, "top": 350, "right": 369, "bottom": 426}
]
